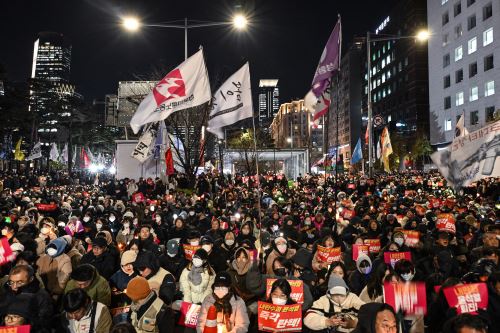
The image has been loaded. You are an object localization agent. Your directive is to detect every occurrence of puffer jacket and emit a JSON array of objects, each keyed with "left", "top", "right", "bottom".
[
  {"left": 36, "top": 238, "right": 72, "bottom": 296},
  {"left": 196, "top": 293, "right": 250, "bottom": 333},
  {"left": 265, "top": 247, "right": 296, "bottom": 275},
  {"left": 179, "top": 264, "right": 215, "bottom": 304},
  {"left": 304, "top": 292, "right": 365, "bottom": 333}
]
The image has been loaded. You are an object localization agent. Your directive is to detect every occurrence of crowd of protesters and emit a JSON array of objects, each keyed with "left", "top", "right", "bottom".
[{"left": 0, "top": 170, "right": 498, "bottom": 333}]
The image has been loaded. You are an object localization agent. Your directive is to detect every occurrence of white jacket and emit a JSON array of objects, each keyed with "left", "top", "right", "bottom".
[{"left": 179, "top": 266, "right": 215, "bottom": 304}]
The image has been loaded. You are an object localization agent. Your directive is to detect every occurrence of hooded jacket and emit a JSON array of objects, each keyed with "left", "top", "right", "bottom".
[
  {"left": 134, "top": 251, "right": 176, "bottom": 305},
  {"left": 265, "top": 241, "right": 296, "bottom": 275},
  {"left": 36, "top": 237, "right": 72, "bottom": 296}
]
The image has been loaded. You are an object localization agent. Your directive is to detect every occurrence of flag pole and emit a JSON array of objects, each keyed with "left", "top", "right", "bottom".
[
  {"left": 251, "top": 114, "right": 263, "bottom": 236},
  {"left": 165, "top": 121, "right": 170, "bottom": 195}
]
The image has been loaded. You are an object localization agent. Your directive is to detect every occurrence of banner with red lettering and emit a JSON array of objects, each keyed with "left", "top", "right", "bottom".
[
  {"left": 315, "top": 245, "right": 341, "bottom": 264},
  {"left": 384, "top": 252, "right": 412, "bottom": 268},
  {"left": 428, "top": 198, "right": 442, "bottom": 209},
  {"left": 364, "top": 239, "right": 381, "bottom": 253},
  {"left": 384, "top": 282, "right": 427, "bottom": 315},
  {"left": 443, "top": 283, "right": 488, "bottom": 315},
  {"left": 265, "top": 279, "right": 304, "bottom": 304},
  {"left": 35, "top": 203, "right": 58, "bottom": 212},
  {"left": 402, "top": 230, "right": 420, "bottom": 248},
  {"left": 183, "top": 244, "right": 201, "bottom": 261},
  {"left": 436, "top": 213, "right": 456, "bottom": 234},
  {"left": 0, "top": 325, "right": 31, "bottom": 333},
  {"left": 178, "top": 301, "right": 201, "bottom": 328},
  {"left": 0, "top": 238, "right": 15, "bottom": 266},
  {"left": 258, "top": 301, "right": 302, "bottom": 332},
  {"left": 352, "top": 244, "right": 369, "bottom": 261}
]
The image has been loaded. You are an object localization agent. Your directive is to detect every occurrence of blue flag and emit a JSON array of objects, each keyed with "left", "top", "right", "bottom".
[{"left": 351, "top": 138, "right": 363, "bottom": 164}]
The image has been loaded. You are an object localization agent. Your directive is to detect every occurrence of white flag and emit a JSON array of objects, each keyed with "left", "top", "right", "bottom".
[
  {"left": 304, "top": 87, "right": 331, "bottom": 126},
  {"left": 49, "top": 143, "right": 59, "bottom": 161},
  {"left": 208, "top": 63, "right": 253, "bottom": 139},
  {"left": 376, "top": 137, "right": 382, "bottom": 160},
  {"left": 131, "top": 125, "right": 158, "bottom": 163},
  {"left": 455, "top": 113, "right": 469, "bottom": 138},
  {"left": 59, "top": 143, "right": 68, "bottom": 163},
  {"left": 130, "top": 49, "right": 211, "bottom": 134},
  {"left": 431, "top": 120, "right": 500, "bottom": 189},
  {"left": 26, "top": 142, "right": 42, "bottom": 161}
]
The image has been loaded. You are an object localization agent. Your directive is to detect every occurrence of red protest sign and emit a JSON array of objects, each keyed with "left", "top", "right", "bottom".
[
  {"left": 384, "top": 282, "right": 427, "bottom": 315},
  {"left": 429, "top": 198, "right": 442, "bottom": 209},
  {"left": 315, "top": 245, "right": 341, "bottom": 264},
  {"left": 352, "top": 244, "right": 369, "bottom": 261},
  {"left": 132, "top": 192, "right": 145, "bottom": 203},
  {"left": 183, "top": 244, "right": 201, "bottom": 261},
  {"left": 347, "top": 183, "right": 356, "bottom": 189},
  {"left": 0, "top": 238, "right": 15, "bottom": 266},
  {"left": 258, "top": 301, "right": 302, "bottom": 332},
  {"left": 364, "top": 239, "right": 381, "bottom": 253},
  {"left": 436, "top": 213, "right": 456, "bottom": 234},
  {"left": 178, "top": 301, "right": 201, "bottom": 328},
  {"left": 0, "top": 325, "right": 31, "bottom": 333},
  {"left": 402, "top": 230, "right": 420, "bottom": 248},
  {"left": 265, "top": 279, "right": 304, "bottom": 304},
  {"left": 35, "top": 203, "right": 58, "bottom": 212},
  {"left": 443, "top": 283, "right": 488, "bottom": 315},
  {"left": 342, "top": 209, "right": 355, "bottom": 220},
  {"left": 384, "top": 252, "right": 412, "bottom": 268}
]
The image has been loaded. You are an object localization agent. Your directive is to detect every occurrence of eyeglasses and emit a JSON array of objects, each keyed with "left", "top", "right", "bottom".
[{"left": 7, "top": 280, "right": 27, "bottom": 287}]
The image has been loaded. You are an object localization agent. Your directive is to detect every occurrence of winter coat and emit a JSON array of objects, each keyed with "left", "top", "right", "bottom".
[
  {"left": 210, "top": 242, "right": 235, "bottom": 273},
  {"left": 80, "top": 250, "right": 117, "bottom": 280},
  {"left": 37, "top": 247, "right": 72, "bottom": 296},
  {"left": 66, "top": 301, "right": 112, "bottom": 333},
  {"left": 358, "top": 286, "right": 384, "bottom": 304},
  {"left": 265, "top": 248, "right": 296, "bottom": 275},
  {"left": 196, "top": 293, "right": 250, "bottom": 333},
  {"left": 179, "top": 265, "right": 215, "bottom": 304},
  {"left": 130, "top": 292, "right": 173, "bottom": 333},
  {"left": 110, "top": 269, "right": 137, "bottom": 291},
  {"left": 304, "top": 293, "right": 365, "bottom": 333},
  {"left": 65, "top": 270, "right": 112, "bottom": 307},
  {"left": 66, "top": 247, "right": 83, "bottom": 270}
]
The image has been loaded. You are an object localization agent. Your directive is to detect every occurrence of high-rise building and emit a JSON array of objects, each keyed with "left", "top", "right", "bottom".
[
  {"left": 329, "top": 41, "right": 363, "bottom": 167},
  {"left": 362, "top": 0, "right": 429, "bottom": 155},
  {"left": 427, "top": 0, "right": 499, "bottom": 146},
  {"left": 29, "top": 32, "right": 75, "bottom": 143},
  {"left": 258, "top": 79, "right": 279, "bottom": 128},
  {"left": 104, "top": 94, "right": 118, "bottom": 127}
]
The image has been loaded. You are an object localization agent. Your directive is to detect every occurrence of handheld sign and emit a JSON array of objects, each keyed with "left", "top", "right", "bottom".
[
  {"left": 443, "top": 283, "right": 488, "bottom": 315},
  {"left": 315, "top": 245, "right": 341, "bottom": 264},
  {"left": 384, "top": 282, "right": 427, "bottom": 315},
  {"left": 258, "top": 301, "right": 302, "bottom": 332},
  {"left": 384, "top": 252, "right": 412, "bottom": 268}
]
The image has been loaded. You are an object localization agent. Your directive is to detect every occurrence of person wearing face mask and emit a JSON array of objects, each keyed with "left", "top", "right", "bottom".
[
  {"left": 169, "top": 217, "right": 187, "bottom": 240},
  {"left": 236, "top": 221, "right": 257, "bottom": 246},
  {"left": 116, "top": 217, "right": 135, "bottom": 246},
  {"left": 300, "top": 213, "right": 320, "bottom": 244},
  {"left": 151, "top": 213, "right": 168, "bottom": 244},
  {"left": 304, "top": 275, "right": 364, "bottom": 333},
  {"left": 349, "top": 254, "right": 374, "bottom": 296},
  {"left": 196, "top": 271, "right": 249, "bottom": 333},
  {"left": 391, "top": 229, "right": 410, "bottom": 252},
  {"left": 227, "top": 247, "right": 257, "bottom": 313},
  {"left": 265, "top": 236, "right": 296, "bottom": 275},
  {"left": 34, "top": 219, "right": 58, "bottom": 256},
  {"left": 205, "top": 218, "right": 224, "bottom": 243},
  {"left": 159, "top": 238, "right": 186, "bottom": 281},
  {"left": 393, "top": 259, "right": 424, "bottom": 333},
  {"left": 36, "top": 236, "right": 72, "bottom": 299},
  {"left": 266, "top": 278, "right": 296, "bottom": 307},
  {"left": 212, "top": 231, "right": 237, "bottom": 273},
  {"left": 180, "top": 249, "right": 216, "bottom": 305}
]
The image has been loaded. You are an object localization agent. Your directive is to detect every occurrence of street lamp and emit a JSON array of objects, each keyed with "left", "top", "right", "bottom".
[
  {"left": 122, "top": 16, "right": 141, "bottom": 32},
  {"left": 366, "top": 29, "right": 429, "bottom": 177}
]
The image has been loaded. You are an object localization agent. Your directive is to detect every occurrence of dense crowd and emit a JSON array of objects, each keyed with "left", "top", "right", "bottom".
[{"left": 0, "top": 171, "right": 498, "bottom": 333}]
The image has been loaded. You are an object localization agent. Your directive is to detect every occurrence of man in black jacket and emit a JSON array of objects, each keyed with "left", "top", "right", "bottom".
[{"left": 80, "top": 237, "right": 117, "bottom": 279}]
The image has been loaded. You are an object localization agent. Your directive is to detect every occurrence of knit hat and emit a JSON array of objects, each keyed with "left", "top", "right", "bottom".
[
  {"left": 328, "top": 275, "right": 348, "bottom": 296},
  {"left": 291, "top": 248, "right": 313, "bottom": 269},
  {"left": 121, "top": 250, "right": 137, "bottom": 266},
  {"left": 126, "top": 276, "right": 151, "bottom": 301},
  {"left": 213, "top": 271, "right": 232, "bottom": 288},
  {"left": 166, "top": 239, "right": 180, "bottom": 256}
]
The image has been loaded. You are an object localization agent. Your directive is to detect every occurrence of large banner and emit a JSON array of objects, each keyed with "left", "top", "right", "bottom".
[
  {"left": 384, "top": 282, "right": 427, "bottom": 315},
  {"left": 266, "top": 279, "right": 304, "bottom": 304},
  {"left": 431, "top": 120, "right": 500, "bottom": 189},
  {"left": 315, "top": 246, "right": 341, "bottom": 264},
  {"left": 258, "top": 302, "right": 302, "bottom": 332},
  {"left": 443, "top": 283, "right": 488, "bottom": 314}
]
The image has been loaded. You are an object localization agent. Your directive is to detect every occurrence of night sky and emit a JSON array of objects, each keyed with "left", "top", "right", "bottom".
[{"left": 0, "top": 0, "right": 398, "bottom": 104}]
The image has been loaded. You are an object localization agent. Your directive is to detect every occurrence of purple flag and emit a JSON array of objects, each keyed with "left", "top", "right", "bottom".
[{"left": 311, "top": 18, "right": 341, "bottom": 97}]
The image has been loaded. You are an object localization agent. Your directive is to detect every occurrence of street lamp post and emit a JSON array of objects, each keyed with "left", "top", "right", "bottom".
[{"left": 365, "top": 30, "right": 429, "bottom": 177}]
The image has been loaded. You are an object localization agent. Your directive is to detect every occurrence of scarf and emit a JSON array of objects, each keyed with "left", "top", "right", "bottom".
[
  {"left": 231, "top": 259, "right": 250, "bottom": 276},
  {"left": 188, "top": 265, "right": 204, "bottom": 286},
  {"left": 214, "top": 293, "right": 233, "bottom": 331}
]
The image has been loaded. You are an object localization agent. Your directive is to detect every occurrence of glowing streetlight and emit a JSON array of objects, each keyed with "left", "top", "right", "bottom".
[
  {"left": 416, "top": 29, "right": 430, "bottom": 42},
  {"left": 233, "top": 14, "right": 248, "bottom": 30},
  {"left": 122, "top": 16, "right": 141, "bottom": 32}
]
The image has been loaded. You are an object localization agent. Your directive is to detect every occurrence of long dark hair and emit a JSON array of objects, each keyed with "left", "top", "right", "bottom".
[
  {"left": 367, "top": 263, "right": 390, "bottom": 299},
  {"left": 266, "top": 278, "right": 296, "bottom": 305}
]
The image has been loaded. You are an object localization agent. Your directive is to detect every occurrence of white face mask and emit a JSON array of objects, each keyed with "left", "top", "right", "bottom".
[
  {"left": 109, "top": 216, "right": 116, "bottom": 222},
  {"left": 190, "top": 240, "right": 200, "bottom": 246},
  {"left": 202, "top": 244, "right": 212, "bottom": 253},
  {"left": 277, "top": 244, "right": 287, "bottom": 254},
  {"left": 401, "top": 272, "right": 415, "bottom": 281},
  {"left": 192, "top": 257, "right": 204, "bottom": 268},
  {"left": 123, "top": 223, "right": 130, "bottom": 228},
  {"left": 359, "top": 266, "right": 372, "bottom": 274},
  {"left": 394, "top": 237, "right": 404, "bottom": 246},
  {"left": 189, "top": 211, "right": 195, "bottom": 216},
  {"left": 83, "top": 216, "right": 90, "bottom": 222},
  {"left": 40, "top": 227, "right": 50, "bottom": 235},
  {"left": 47, "top": 247, "right": 58, "bottom": 257},
  {"left": 214, "top": 287, "right": 229, "bottom": 299},
  {"left": 225, "top": 239, "right": 235, "bottom": 246},
  {"left": 96, "top": 223, "right": 102, "bottom": 230},
  {"left": 271, "top": 225, "right": 279, "bottom": 232},
  {"left": 155, "top": 216, "right": 161, "bottom": 223},
  {"left": 272, "top": 297, "right": 287, "bottom": 305}
]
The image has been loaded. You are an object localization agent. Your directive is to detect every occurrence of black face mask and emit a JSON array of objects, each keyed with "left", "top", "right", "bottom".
[{"left": 274, "top": 267, "right": 287, "bottom": 277}]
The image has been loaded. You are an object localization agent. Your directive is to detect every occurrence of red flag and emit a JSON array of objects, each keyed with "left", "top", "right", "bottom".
[
  {"left": 82, "top": 147, "right": 90, "bottom": 168},
  {"left": 165, "top": 148, "right": 175, "bottom": 176}
]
